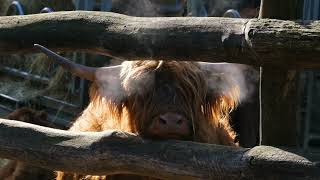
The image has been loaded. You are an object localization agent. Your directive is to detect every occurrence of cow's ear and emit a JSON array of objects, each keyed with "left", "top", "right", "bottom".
[
  {"left": 199, "top": 62, "right": 238, "bottom": 92},
  {"left": 197, "top": 63, "right": 240, "bottom": 145},
  {"left": 206, "top": 73, "right": 240, "bottom": 115},
  {"left": 95, "top": 65, "right": 125, "bottom": 103},
  {"left": 198, "top": 62, "right": 241, "bottom": 113},
  {"left": 199, "top": 62, "right": 259, "bottom": 103}
]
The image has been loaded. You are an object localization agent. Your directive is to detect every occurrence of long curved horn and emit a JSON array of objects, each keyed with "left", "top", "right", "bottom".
[{"left": 34, "top": 44, "right": 97, "bottom": 81}]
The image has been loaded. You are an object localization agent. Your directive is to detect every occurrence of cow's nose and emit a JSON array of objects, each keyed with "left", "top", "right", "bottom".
[
  {"left": 147, "top": 112, "right": 191, "bottom": 140},
  {"left": 158, "top": 112, "right": 184, "bottom": 127}
]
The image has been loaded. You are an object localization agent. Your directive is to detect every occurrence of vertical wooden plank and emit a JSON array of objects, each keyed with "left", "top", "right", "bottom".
[
  {"left": 259, "top": 0, "right": 298, "bottom": 19},
  {"left": 259, "top": 0, "right": 300, "bottom": 146},
  {"left": 261, "top": 67, "right": 298, "bottom": 146}
]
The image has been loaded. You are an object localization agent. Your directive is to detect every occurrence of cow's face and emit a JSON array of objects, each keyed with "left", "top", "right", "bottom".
[{"left": 119, "top": 61, "right": 210, "bottom": 140}]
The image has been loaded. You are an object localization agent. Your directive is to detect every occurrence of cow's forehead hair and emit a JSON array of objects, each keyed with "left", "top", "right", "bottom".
[
  {"left": 120, "top": 60, "right": 202, "bottom": 79},
  {"left": 120, "top": 60, "right": 208, "bottom": 103}
]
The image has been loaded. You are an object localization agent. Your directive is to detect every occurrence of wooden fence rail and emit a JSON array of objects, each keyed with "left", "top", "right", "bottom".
[
  {"left": 0, "top": 118, "right": 318, "bottom": 180},
  {"left": 0, "top": 11, "right": 319, "bottom": 68},
  {"left": 1, "top": 11, "right": 320, "bottom": 180}
]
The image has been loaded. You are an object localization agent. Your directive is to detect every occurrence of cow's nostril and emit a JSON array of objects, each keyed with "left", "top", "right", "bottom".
[{"left": 148, "top": 113, "right": 191, "bottom": 140}]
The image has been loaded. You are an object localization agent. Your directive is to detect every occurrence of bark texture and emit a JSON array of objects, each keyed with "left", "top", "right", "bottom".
[
  {"left": 0, "top": 118, "right": 319, "bottom": 180},
  {"left": 260, "top": 0, "right": 300, "bottom": 147},
  {"left": 0, "top": 11, "right": 319, "bottom": 68}
]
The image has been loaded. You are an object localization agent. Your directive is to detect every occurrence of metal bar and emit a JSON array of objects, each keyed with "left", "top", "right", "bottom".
[
  {"left": 0, "top": 93, "right": 20, "bottom": 103},
  {"left": 40, "top": 96, "right": 78, "bottom": 108},
  {"left": 100, "top": 0, "right": 112, "bottom": 11},
  {"left": 0, "top": 66, "right": 49, "bottom": 84},
  {"left": 309, "top": 133, "right": 320, "bottom": 141},
  {"left": 46, "top": 114, "right": 70, "bottom": 130},
  {"left": 36, "top": 96, "right": 80, "bottom": 115},
  {"left": 303, "top": 0, "right": 310, "bottom": 19},
  {"left": 0, "top": 94, "right": 21, "bottom": 112},
  {"left": 79, "top": 53, "right": 86, "bottom": 108},
  {"left": 0, "top": 104, "right": 14, "bottom": 112}
]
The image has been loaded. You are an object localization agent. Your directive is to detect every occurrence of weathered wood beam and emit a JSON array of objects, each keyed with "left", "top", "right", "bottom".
[
  {"left": 259, "top": 0, "right": 298, "bottom": 19},
  {"left": 260, "top": 0, "right": 300, "bottom": 147},
  {"left": 0, "top": 118, "right": 318, "bottom": 180},
  {"left": 0, "top": 11, "right": 319, "bottom": 68}
]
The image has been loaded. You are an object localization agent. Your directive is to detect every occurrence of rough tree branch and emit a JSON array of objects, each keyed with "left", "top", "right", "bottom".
[
  {"left": 0, "top": 118, "right": 319, "bottom": 180},
  {"left": 0, "top": 11, "right": 319, "bottom": 68}
]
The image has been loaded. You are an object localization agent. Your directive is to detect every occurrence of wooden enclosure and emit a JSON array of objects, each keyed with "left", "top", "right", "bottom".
[{"left": 0, "top": 0, "right": 319, "bottom": 179}]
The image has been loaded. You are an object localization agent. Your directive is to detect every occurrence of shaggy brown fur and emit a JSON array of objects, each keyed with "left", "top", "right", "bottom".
[
  {"left": 57, "top": 61, "right": 240, "bottom": 180},
  {"left": 5, "top": 107, "right": 48, "bottom": 126},
  {"left": 0, "top": 107, "right": 56, "bottom": 180}
]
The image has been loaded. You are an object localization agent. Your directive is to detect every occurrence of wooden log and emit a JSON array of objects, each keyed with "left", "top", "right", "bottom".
[
  {"left": 259, "top": 0, "right": 298, "bottom": 19},
  {"left": 260, "top": 67, "right": 298, "bottom": 146},
  {"left": 0, "top": 118, "right": 318, "bottom": 180},
  {"left": 260, "top": 0, "right": 300, "bottom": 147},
  {"left": 0, "top": 11, "right": 319, "bottom": 68}
]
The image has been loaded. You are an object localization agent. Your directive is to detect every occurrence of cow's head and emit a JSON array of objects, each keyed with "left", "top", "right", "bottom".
[{"left": 35, "top": 44, "right": 241, "bottom": 144}]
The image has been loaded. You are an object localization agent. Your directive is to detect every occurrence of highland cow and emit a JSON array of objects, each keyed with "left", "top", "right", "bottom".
[
  {"left": 34, "top": 44, "right": 241, "bottom": 180},
  {"left": 0, "top": 107, "right": 56, "bottom": 180}
]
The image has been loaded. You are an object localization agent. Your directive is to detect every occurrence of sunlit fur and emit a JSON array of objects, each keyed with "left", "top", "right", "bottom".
[{"left": 57, "top": 61, "right": 240, "bottom": 180}]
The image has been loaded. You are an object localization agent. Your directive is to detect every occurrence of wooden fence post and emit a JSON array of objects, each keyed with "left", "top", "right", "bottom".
[{"left": 260, "top": 0, "right": 300, "bottom": 146}]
